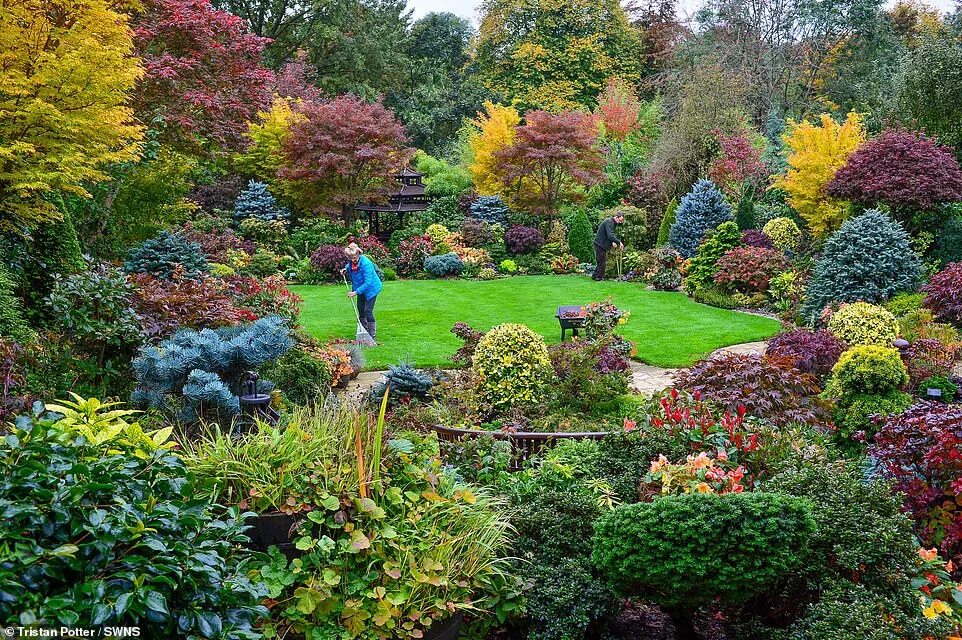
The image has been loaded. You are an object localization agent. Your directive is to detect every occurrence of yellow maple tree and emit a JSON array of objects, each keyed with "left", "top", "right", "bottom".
[
  {"left": 234, "top": 97, "right": 306, "bottom": 184},
  {"left": 0, "top": 0, "right": 143, "bottom": 233},
  {"left": 466, "top": 101, "right": 522, "bottom": 197},
  {"left": 774, "top": 112, "right": 866, "bottom": 238}
]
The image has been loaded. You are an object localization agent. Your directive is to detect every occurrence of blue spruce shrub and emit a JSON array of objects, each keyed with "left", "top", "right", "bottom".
[
  {"left": 369, "top": 361, "right": 434, "bottom": 405},
  {"left": 470, "top": 195, "right": 510, "bottom": 225},
  {"left": 668, "top": 179, "right": 733, "bottom": 258},
  {"left": 124, "top": 231, "right": 209, "bottom": 280},
  {"left": 424, "top": 252, "right": 464, "bottom": 277},
  {"left": 803, "top": 209, "right": 923, "bottom": 321},
  {"left": 131, "top": 316, "right": 293, "bottom": 422},
  {"left": 234, "top": 180, "right": 289, "bottom": 222}
]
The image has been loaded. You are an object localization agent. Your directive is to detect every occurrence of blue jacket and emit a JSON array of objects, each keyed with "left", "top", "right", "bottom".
[{"left": 345, "top": 255, "right": 383, "bottom": 298}]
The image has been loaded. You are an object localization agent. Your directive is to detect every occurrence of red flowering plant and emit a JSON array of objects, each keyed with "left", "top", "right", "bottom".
[
  {"left": 635, "top": 390, "right": 762, "bottom": 500},
  {"left": 707, "top": 128, "right": 768, "bottom": 199},
  {"left": 914, "top": 546, "right": 962, "bottom": 625},
  {"left": 871, "top": 402, "right": 962, "bottom": 561},
  {"left": 395, "top": 235, "right": 434, "bottom": 276},
  {"left": 222, "top": 274, "right": 302, "bottom": 325}
]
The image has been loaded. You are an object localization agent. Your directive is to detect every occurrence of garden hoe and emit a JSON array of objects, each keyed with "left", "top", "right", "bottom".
[{"left": 341, "top": 272, "right": 377, "bottom": 347}]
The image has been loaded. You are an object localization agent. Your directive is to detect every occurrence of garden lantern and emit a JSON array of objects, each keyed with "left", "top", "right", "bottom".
[
  {"left": 893, "top": 338, "right": 909, "bottom": 353},
  {"left": 239, "top": 371, "right": 279, "bottom": 427}
]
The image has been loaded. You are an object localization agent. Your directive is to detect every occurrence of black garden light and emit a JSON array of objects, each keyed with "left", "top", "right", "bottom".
[
  {"left": 239, "top": 371, "right": 280, "bottom": 427},
  {"left": 893, "top": 338, "right": 910, "bottom": 354}
]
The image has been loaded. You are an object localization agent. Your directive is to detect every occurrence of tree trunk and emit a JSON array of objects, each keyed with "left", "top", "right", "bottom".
[{"left": 668, "top": 610, "right": 700, "bottom": 640}]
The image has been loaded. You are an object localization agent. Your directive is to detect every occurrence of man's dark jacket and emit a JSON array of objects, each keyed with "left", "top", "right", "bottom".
[{"left": 594, "top": 217, "right": 621, "bottom": 249}]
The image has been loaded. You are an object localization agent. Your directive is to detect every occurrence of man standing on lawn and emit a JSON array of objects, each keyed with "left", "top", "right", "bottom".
[{"left": 592, "top": 212, "right": 625, "bottom": 281}]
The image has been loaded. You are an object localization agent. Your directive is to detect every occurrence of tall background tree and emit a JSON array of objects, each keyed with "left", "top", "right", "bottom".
[
  {"left": 473, "top": 0, "right": 644, "bottom": 112},
  {"left": 0, "top": 0, "right": 143, "bottom": 233}
]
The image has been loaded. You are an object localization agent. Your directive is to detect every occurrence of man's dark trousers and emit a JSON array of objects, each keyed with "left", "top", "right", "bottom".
[{"left": 592, "top": 245, "right": 607, "bottom": 280}]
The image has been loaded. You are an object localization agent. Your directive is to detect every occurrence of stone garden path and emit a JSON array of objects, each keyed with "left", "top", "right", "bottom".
[{"left": 341, "top": 340, "right": 770, "bottom": 402}]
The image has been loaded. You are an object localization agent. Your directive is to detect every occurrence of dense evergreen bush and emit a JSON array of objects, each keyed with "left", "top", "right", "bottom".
[
  {"left": 20, "top": 211, "right": 86, "bottom": 313},
  {"left": 567, "top": 210, "right": 595, "bottom": 263},
  {"left": 0, "top": 265, "right": 31, "bottom": 341},
  {"left": 684, "top": 221, "right": 741, "bottom": 294},
  {"left": 802, "top": 210, "right": 922, "bottom": 320},
  {"left": 424, "top": 252, "right": 465, "bottom": 277},
  {"left": 369, "top": 361, "right": 434, "bottom": 405},
  {"left": 233, "top": 180, "right": 289, "bottom": 222},
  {"left": 735, "top": 193, "right": 755, "bottom": 230},
  {"left": 124, "top": 231, "right": 209, "bottom": 280},
  {"left": 473, "top": 323, "right": 552, "bottom": 414},
  {"left": 656, "top": 197, "right": 678, "bottom": 246},
  {"left": 524, "top": 557, "right": 613, "bottom": 640},
  {"left": 260, "top": 346, "right": 331, "bottom": 404},
  {"left": 593, "top": 492, "right": 814, "bottom": 628},
  {"left": 826, "top": 302, "right": 899, "bottom": 347},
  {"left": 131, "top": 316, "right": 293, "bottom": 422},
  {"left": 933, "top": 216, "right": 962, "bottom": 265},
  {"left": 470, "top": 195, "right": 511, "bottom": 225},
  {"left": 668, "top": 179, "right": 733, "bottom": 257},
  {"left": 827, "top": 345, "right": 909, "bottom": 397},
  {"left": 762, "top": 216, "right": 802, "bottom": 252},
  {"left": 0, "top": 412, "right": 267, "bottom": 635}
]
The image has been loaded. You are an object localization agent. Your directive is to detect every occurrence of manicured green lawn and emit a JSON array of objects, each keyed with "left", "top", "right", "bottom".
[{"left": 291, "top": 275, "right": 781, "bottom": 369}]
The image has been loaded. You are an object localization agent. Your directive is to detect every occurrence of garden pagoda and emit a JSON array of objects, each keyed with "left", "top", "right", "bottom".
[{"left": 355, "top": 168, "right": 431, "bottom": 238}]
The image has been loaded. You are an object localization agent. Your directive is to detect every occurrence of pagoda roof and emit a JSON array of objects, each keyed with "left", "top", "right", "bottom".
[{"left": 398, "top": 167, "right": 422, "bottom": 178}]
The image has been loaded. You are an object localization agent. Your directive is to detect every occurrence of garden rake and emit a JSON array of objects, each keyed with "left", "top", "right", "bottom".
[{"left": 341, "top": 272, "right": 377, "bottom": 347}]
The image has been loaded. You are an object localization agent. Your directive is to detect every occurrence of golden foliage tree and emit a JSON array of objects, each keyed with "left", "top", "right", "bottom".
[
  {"left": 234, "top": 97, "right": 306, "bottom": 184},
  {"left": 0, "top": 0, "right": 143, "bottom": 233},
  {"left": 774, "top": 112, "right": 866, "bottom": 238},
  {"left": 466, "top": 101, "right": 522, "bottom": 197}
]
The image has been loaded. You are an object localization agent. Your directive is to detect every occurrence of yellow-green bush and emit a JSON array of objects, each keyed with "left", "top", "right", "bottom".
[
  {"left": 762, "top": 217, "right": 802, "bottom": 252},
  {"left": 828, "top": 345, "right": 909, "bottom": 397},
  {"left": 425, "top": 223, "right": 450, "bottom": 252},
  {"left": 827, "top": 302, "right": 899, "bottom": 347},
  {"left": 472, "top": 323, "right": 552, "bottom": 414}
]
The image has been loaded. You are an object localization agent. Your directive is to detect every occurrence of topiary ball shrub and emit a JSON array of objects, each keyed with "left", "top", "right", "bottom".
[
  {"left": 668, "top": 179, "right": 733, "bottom": 258},
  {"left": 740, "top": 229, "right": 774, "bottom": 249},
  {"left": 233, "top": 180, "right": 290, "bottom": 222},
  {"left": 761, "top": 216, "right": 801, "bottom": 252},
  {"left": 767, "top": 328, "right": 845, "bottom": 376},
  {"left": 923, "top": 262, "right": 962, "bottom": 325},
  {"left": 885, "top": 292, "right": 926, "bottom": 317},
  {"left": 472, "top": 323, "right": 552, "bottom": 414},
  {"left": 828, "top": 345, "right": 909, "bottom": 398},
  {"left": 592, "top": 492, "right": 814, "bottom": 626},
  {"left": 712, "top": 246, "right": 792, "bottom": 294},
  {"left": 802, "top": 209, "right": 922, "bottom": 320},
  {"left": 567, "top": 210, "right": 595, "bottom": 263},
  {"left": 683, "top": 221, "right": 741, "bottom": 294},
  {"left": 674, "top": 353, "right": 829, "bottom": 426},
  {"left": 124, "top": 231, "right": 209, "bottom": 280},
  {"left": 505, "top": 225, "right": 545, "bottom": 254},
  {"left": 424, "top": 252, "right": 464, "bottom": 277},
  {"left": 827, "top": 302, "right": 899, "bottom": 347},
  {"left": 470, "top": 195, "right": 511, "bottom": 225}
]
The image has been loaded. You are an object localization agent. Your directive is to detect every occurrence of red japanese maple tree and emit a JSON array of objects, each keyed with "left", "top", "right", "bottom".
[
  {"left": 494, "top": 110, "right": 605, "bottom": 221},
  {"left": 707, "top": 129, "right": 768, "bottom": 198},
  {"left": 278, "top": 95, "right": 413, "bottom": 219},
  {"left": 827, "top": 129, "right": 962, "bottom": 211},
  {"left": 132, "top": 0, "right": 275, "bottom": 151}
]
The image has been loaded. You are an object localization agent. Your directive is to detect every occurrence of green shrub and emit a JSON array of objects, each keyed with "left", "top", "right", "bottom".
[
  {"left": 919, "top": 374, "right": 958, "bottom": 400},
  {"left": 567, "top": 210, "right": 595, "bottom": 263},
  {"left": 244, "top": 248, "right": 280, "bottom": 277},
  {"left": 826, "top": 302, "right": 899, "bottom": 346},
  {"left": 20, "top": 210, "right": 86, "bottom": 314},
  {"left": 803, "top": 210, "right": 922, "bottom": 320},
  {"left": 0, "top": 410, "right": 268, "bottom": 635},
  {"left": 762, "top": 216, "right": 802, "bottom": 252},
  {"left": 472, "top": 323, "right": 552, "bottom": 414},
  {"left": 933, "top": 216, "right": 962, "bottom": 265},
  {"left": 656, "top": 197, "right": 678, "bottom": 246},
  {"left": 684, "top": 221, "right": 741, "bottom": 294},
  {"left": 827, "top": 345, "right": 909, "bottom": 398},
  {"left": 691, "top": 282, "right": 741, "bottom": 309},
  {"left": 834, "top": 391, "right": 913, "bottom": 441},
  {"left": 260, "top": 346, "right": 332, "bottom": 404},
  {"left": 424, "top": 252, "right": 464, "bottom": 277},
  {"left": 525, "top": 557, "right": 613, "bottom": 640},
  {"left": 735, "top": 193, "right": 755, "bottom": 230},
  {"left": 592, "top": 492, "right": 814, "bottom": 610},
  {"left": 124, "top": 231, "right": 209, "bottom": 280},
  {"left": 369, "top": 361, "right": 434, "bottom": 405},
  {"left": 884, "top": 292, "right": 926, "bottom": 317},
  {"left": 601, "top": 204, "right": 647, "bottom": 250},
  {"left": 0, "top": 265, "right": 31, "bottom": 341}
]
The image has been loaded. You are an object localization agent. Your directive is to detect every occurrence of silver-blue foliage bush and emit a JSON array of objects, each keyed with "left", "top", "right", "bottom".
[
  {"left": 131, "top": 316, "right": 294, "bottom": 422},
  {"left": 233, "top": 180, "right": 290, "bottom": 222},
  {"left": 668, "top": 179, "right": 733, "bottom": 258},
  {"left": 424, "top": 252, "right": 464, "bottom": 277}
]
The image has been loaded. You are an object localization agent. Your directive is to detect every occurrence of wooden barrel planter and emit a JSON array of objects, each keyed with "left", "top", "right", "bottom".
[{"left": 430, "top": 424, "right": 610, "bottom": 471}]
